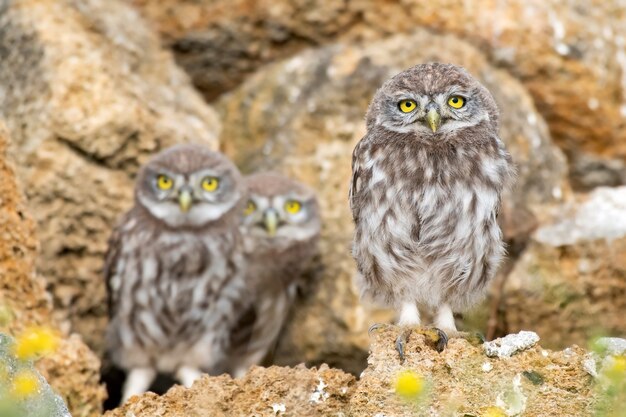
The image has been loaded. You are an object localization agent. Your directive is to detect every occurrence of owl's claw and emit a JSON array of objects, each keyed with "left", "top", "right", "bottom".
[
  {"left": 394, "top": 327, "right": 449, "bottom": 361},
  {"left": 418, "top": 327, "right": 448, "bottom": 352},
  {"left": 395, "top": 329, "right": 411, "bottom": 363},
  {"left": 368, "top": 322, "right": 386, "bottom": 335}
]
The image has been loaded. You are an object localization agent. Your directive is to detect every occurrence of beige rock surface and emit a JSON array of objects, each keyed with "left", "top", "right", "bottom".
[
  {"left": 104, "top": 327, "right": 606, "bottom": 416},
  {"left": 217, "top": 31, "right": 569, "bottom": 373},
  {"left": 0, "top": 122, "right": 105, "bottom": 417},
  {"left": 132, "top": 0, "right": 626, "bottom": 188},
  {"left": 0, "top": 0, "right": 221, "bottom": 352},
  {"left": 503, "top": 186, "right": 626, "bottom": 349},
  {"left": 104, "top": 364, "right": 355, "bottom": 417}
]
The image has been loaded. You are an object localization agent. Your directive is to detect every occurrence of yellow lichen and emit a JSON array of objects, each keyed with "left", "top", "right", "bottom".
[
  {"left": 394, "top": 370, "right": 424, "bottom": 400},
  {"left": 12, "top": 370, "right": 39, "bottom": 398},
  {"left": 481, "top": 406, "right": 507, "bottom": 417},
  {"left": 13, "top": 327, "right": 59, "bottom": 361},
  {"left": 607, "top": 356, "right": 625, "bottom": 376}
]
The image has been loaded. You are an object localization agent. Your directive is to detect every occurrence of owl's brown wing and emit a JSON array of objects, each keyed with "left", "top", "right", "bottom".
[
  {"left": 228, "top": 304, "right": 258, "bottom": 355},
  {"left": 103, "top": 211, "right": 134, "bottom": 318},
  {"left": 103, "top": 225, "right": 122, "bottom": 318}
]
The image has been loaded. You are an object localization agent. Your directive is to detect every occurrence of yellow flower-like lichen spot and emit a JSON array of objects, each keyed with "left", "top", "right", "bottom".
[
  {"left": 481, "top": 406, "right": 507, "bottom": 417},
  {"left": 605, "top": 355, "right": 626, "bottom": 379},
  {"left": 394, "top": 370, "right": 424, "bottom": 400},
  {"left": 12, "top": 370, "right": 39, "bottom": 398},
  {"left": 13, "top": 327, "right": 59, "bottom": 360}
]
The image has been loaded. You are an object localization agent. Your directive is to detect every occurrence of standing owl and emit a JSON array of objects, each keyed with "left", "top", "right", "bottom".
[
  {"left": 217, "top": 172, "right": 320, "bottom": 378},
  {"left": 105, "top": 144, "right": 247, "bottom": 402},
  {"left": 350, "top": 63, "right": 514, "bottom": 355}
]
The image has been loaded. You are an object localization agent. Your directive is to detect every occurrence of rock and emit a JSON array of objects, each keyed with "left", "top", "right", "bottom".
[
  {"left": 503, "top": 186, "right": 626, "bottom": 349},
  {"left": 594, "top": 337, "right": 626, "bottom": 356},
  {"left": 484, "top": 331, "right": 540, "bottom": 358},
  {"left": 104, "top": 328, "right": 604, "bottom": 416},
  {"left": 132, "top": 0, "right": 626, "bottom": 188},
  {"left": 217, "top": 32, "right": 568, "bottom": 373},
  {"left": 0, "top": 0, "right": 221, "bottom": 353},
  {"left": 0, "top": 123, "right": 105, "bottom": 416},
  {"left": 104, "top": 364, "right": 356, "bottom": 417}
]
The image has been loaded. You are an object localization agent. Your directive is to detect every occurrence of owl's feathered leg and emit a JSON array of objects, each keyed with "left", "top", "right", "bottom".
[
  {"left": 122, "top": 367, "right": 156, "bottom": 403},
  {"left": 175, "top": 366, "right": 204, "bottom": 388},
  {"left": 434, "top": 304, "right": 484, "bottom": 346}
]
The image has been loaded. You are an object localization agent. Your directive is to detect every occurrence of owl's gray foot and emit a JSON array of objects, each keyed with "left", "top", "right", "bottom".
[
  {"left": 395, "top": 327, "right": 448, "bottom": 362},
  {"left": 421, "top": 327, "right": 448, "bottom": 352}
]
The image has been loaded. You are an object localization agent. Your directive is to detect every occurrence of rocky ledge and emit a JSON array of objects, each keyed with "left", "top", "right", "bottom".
[{"left": 104, "top": 328, "right": 624, "bottom": 417}]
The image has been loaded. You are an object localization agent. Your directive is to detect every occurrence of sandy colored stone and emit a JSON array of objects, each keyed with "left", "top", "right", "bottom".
[
  {"left": 0, "top": 0, "right": 221, "bottom": 352},
  {"left": 104, "top": 328, "right": 607, "bottom": 416},
  {"left": 104, "top": 364, "right": 355, "bottom": 417},
  {"left": 216, "top": 32, "right": 568, "bottom": 373},
  {"left": 351, "top": 326, "right": 596, "bottom": 416},
  {"left": 0, "top": 123, "right": 105, "bottom": 416},
  {"left": 132, "top": 0, "right": 626, "bottom": 188},
  {"left": 503, "top": 186, "right": 626, "bottom": 349}
]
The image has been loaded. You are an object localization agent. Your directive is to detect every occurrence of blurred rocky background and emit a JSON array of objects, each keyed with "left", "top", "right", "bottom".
[{"left": 0, "top": 0, "right": 625, "bottom": 415}]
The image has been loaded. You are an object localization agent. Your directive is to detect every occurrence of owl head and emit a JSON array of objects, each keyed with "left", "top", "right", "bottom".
[
  {"left": 241, "top": 172, "right": 320, "bottom": 249},
  {"left": 135, "top": 144, "right": 244, "bottom": 228},
  {"left": 367, "top": 62, "right": 499, "bottom": 137}
]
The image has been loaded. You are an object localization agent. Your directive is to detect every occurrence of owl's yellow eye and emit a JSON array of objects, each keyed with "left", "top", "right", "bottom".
[
  {"left": 448, "top": 96, "right": 465, "bottom": 109},
  {"left": 201, "top": 176, "right": 220, "bottom": 192},
  {"left": 284, "top": 200, "right": 302, "bottom": 214},
  {"left": 398, "top": 99, "right": 417, "bottom": 113},
  {"left": 156, "top": 174, "right": 173, "bottom": 190},
  {"left": 244, "top": 201, "right": 256, "bottom": 216}
]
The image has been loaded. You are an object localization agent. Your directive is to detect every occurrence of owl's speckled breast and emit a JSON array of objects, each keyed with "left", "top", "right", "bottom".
[
  {"left": 107, "top": 220, "right": 246, "bottom": 372},
  {"left": 352, "top": 134, "right": 510, "bottom": 312}
]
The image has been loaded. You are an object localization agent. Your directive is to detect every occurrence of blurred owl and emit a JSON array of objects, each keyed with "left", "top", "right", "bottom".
[
  {"left": 350, "top": 63, "right": 514, "bottom": 353},
  {"left": 218, "top": 172, "right": 320, "bottom": 377},
  {"left": 105, "top": 144, "right": 247, "bottom": 401}
]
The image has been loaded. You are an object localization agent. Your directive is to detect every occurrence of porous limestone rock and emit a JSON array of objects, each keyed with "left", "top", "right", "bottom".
[
  {"left": 104, "top": 364, "right": 355, "bottom": 417},
  {"left": 0, "top": 123, "right": 105, "bottom": 417},
  {"left": 104, "top": 327, "right": 606, "bottom": 416},
  {"left": 217, "top": 31, "right": 568, "bottom": 373},
  {"left": 133, "top": 0, "right": 626, "bottom": 188},
  {"left": 0, "top": 0, "right": 221, "bottom": 353},
  {"left": 503, "top": 186, "right": 626, "bottom": 349}
]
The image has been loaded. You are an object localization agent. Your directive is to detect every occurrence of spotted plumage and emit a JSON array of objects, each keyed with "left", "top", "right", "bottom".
[
  {"left": 350, "top": 63, "right": 514, "bottom": 333},
  {"left": 217, "top": 172, "right": 320, "bottom": 377},
  {"left": 105, "top": 144, "right": 247, "bottom": 401}
]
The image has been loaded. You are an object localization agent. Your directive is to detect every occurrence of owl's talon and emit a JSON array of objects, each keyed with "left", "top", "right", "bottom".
[
  {"left": 368, "top": 323, "right": 385, "bottom": 335},
  {"left": 395, "top": 330, "right": 411, "bottom": 363},
  {"left": 435, "top": 328, "right": 448, "bottom": 352},
  {"left": 413, "top": 327, "right": 448, "bottom": 352}
]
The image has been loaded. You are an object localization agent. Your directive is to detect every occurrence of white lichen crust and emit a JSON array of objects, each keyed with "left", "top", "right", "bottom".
[{"left": 483, "top": 331, "right": 540, "bottom": 358}]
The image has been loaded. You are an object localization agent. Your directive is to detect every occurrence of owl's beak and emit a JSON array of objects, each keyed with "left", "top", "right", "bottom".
[
  {"left": 263, "top": 208, "right": 279, "bottom": 237},
  {"left": 426, "top": 108, "right": 441, "bottom": 133},
  {"left": 178, "top": 189, "right": 193, "bottom": 213}
]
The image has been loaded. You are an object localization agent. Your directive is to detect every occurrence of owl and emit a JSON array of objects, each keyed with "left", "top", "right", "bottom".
[
  {"left": 216, "top": 172, "right": 321, "bottom": 378},
  {"left": 350, "top": 63, "right": 514, "bottom": 355},
  {"left": 104, "top": 144, "right": 248, "bottom": 402}
]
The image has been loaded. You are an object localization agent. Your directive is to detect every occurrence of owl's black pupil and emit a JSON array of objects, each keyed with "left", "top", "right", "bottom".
[{"left": 452, "top": 98, "right": 458, "bottom": 103}]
